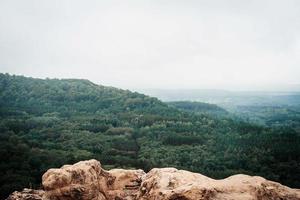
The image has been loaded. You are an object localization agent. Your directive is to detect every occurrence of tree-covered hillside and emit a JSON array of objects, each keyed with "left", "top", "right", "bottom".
[
  {"left": 0, "top": 73, "right": 299, "bottom": 199},
  {"left": 168, "top": 101, "right": 228, "bottom": 117},
  {"left": 231, "top": 105, "right": 300, "bottom": 131}
]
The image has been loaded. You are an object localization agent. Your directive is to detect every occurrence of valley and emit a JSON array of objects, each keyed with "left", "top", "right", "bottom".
[{"left": 1, "top": 73, "right": 300, "bottom": 199}]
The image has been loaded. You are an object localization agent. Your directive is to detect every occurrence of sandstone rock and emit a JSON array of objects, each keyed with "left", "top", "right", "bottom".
[
  {"left": 7, "top": 159, "right": 300, "bottom": 200},
  {"left": 42, "top": 159, "right": 145, "bottom": 200},
  {"left": 137, "top": 168, "right": 300, "bottom": 200},
  {"left": 6, "top": 188, "right": 44, "bottom": 200},
  {"left": 108, "top": 169, "right": 145, "bottom": 199},
  {"left": 42, "top": 159, "right": 109, "bottom": 200}
]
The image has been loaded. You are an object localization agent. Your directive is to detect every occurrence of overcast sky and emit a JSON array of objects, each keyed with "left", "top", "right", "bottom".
[{"left": 0, "top": 0, "right": 299, "bottom": 90}]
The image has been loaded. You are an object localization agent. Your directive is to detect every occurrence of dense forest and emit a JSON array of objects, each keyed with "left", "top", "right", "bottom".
[
  {"left": 0, "top": 73, "right": 300, "bottom": 199},
  {"left": 167, "top": 101, "right": 229, "bottom": 117}
]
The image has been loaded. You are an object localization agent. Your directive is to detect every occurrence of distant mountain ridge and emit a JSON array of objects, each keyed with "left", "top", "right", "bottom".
[
  {"left": 167, "top": 101, "right": 228, "bottom": 116},
  {"left": 139, "top": 88, "right": 300, "bottom": 106}
]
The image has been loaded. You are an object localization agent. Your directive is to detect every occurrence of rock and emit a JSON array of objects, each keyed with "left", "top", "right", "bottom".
[
  {"left": 6, "top": 188, "right": 44, "bottom": 200},
  {"left": 108, "top": 169, "right": 145, "bottom": 199},
  {"left": 7, "top": 159, "right": 300, "bottom": 200},
  {"left": 137, "top": 168, "right": 216, "bottom": 200},
  {"left": 42, "top": 159, "right": 145, "bottom": 200},
  {"left": 42, "top": 159, "right": 109, "bottom": 200},
  {"left": 137, "top": 168, "right": 300, "bottom": 200}
]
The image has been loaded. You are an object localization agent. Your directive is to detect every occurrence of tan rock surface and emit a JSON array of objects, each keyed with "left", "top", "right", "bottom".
[
  {"left": 42, "top": 159, "right": 144, "bottom": 200},
  {"left": 42, "top": 159, "right": 109, "bottom": 200},
  {"left": 6, "top": 159, "right": 300, "bottom": 200},
  {"left": 108, "top": 169, "right": 145, "bottom": 199},
  {"left": 6, "top": 188, "right": 44, "bottom": 200},
  {"left": 137, "top": 168, "right": 300, "bottom": 200}
]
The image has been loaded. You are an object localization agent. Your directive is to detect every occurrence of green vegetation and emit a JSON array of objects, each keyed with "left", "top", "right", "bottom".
[
  {"left": 232, "top": 105, "right": 300, "bottom": 130},
  {"left": 0, "top": 73, "right": 300, "bottom": 199},
  {"left": 168, "top": 101, "right": 228, "bottom": 117}
]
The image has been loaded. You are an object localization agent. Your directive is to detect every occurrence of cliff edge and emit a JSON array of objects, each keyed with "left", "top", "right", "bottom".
[{"left": 7, "top": 159, "right": 300, "bottom": 200}]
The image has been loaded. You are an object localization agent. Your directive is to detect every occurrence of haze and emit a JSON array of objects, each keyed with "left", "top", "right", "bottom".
[{"left": 0, "top": 0, "right": 300, "bottom": 90}]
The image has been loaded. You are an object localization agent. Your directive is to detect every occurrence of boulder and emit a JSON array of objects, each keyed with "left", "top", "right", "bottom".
[
  {"left": 42, "top": 159, "right": 145, "bottom": 200},
  {"left": 42, "top": 159, "right": 109, "bottom": 200},
  {"left": 7, "top": 159, "right": 300, "bottom": 200},
  {"left": 137, "top": 168, "right": 300, "bottom": 200}
]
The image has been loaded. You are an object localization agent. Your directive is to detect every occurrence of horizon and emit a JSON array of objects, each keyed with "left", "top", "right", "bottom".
[
  {"left": 2, "top": 72, "right": 300, "bottom": 93},
  {"left": 1, "top": 0, "right": 300, "bottom": 90}
]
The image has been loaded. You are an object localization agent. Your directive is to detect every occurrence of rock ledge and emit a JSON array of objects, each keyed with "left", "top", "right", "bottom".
[{"left": 7, "top": 159, "right": 300, "bottom": 200}]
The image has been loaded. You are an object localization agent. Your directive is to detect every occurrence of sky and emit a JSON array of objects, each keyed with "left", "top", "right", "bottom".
[{"left": 0, "top": 0, "right": 300, "bottom": 90}]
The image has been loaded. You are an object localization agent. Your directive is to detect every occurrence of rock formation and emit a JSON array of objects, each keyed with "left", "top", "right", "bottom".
[
  {"left": 137, "top": 168, "right": 300, "bottom": 200},
  {"left": 6, "top": 189, "right": 44, "bottom": 200},
  {"left": 7, "top": 159, "right": 300, "bottom": 200}
]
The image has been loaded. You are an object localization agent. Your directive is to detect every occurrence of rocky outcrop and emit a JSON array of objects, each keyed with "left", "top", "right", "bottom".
[
  {"left": 42, "top": 159, "right": 109, "bottom": 200},
  {"left": 137, "top": 168, "right": 300, "bottom": 200},
  {"left": 6, "top": 188, "right": 44, "bottom": 200},
  {"left": 6, "top": 159, "right": 300, "bottom": 200},
  {"left": 42, "top": 159, "right": 145, "bottom": 200}
]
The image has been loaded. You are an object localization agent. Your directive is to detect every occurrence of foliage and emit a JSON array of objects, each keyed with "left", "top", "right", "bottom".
[
  {"left": 168, "top": 101, "right": 228, "bottom": 117},
  {"left": 0, "top": 73, "right": 300, "bottom": 199}
]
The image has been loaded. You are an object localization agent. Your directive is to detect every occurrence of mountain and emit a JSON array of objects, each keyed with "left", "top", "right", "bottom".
[
  {"left": 1, "top": 73, "right": 300, "bottom": 199},
  {"left": 7, "top": 159, "right": 300, "bottom": 200}
]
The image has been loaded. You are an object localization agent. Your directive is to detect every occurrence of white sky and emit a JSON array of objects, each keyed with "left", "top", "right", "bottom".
[{"left": 0, "top": 0, "right": 300, "bottom": 90}]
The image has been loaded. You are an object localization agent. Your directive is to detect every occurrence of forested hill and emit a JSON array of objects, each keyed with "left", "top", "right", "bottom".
[
  {"left": 0, "top": 73, "right": 300, "bottom": 199},
  {"left": 0, "top": 73, "right": 173, "bottom": 116},
  {"left": 168, "top": 101, "right": 228, "bottom": 116}
]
